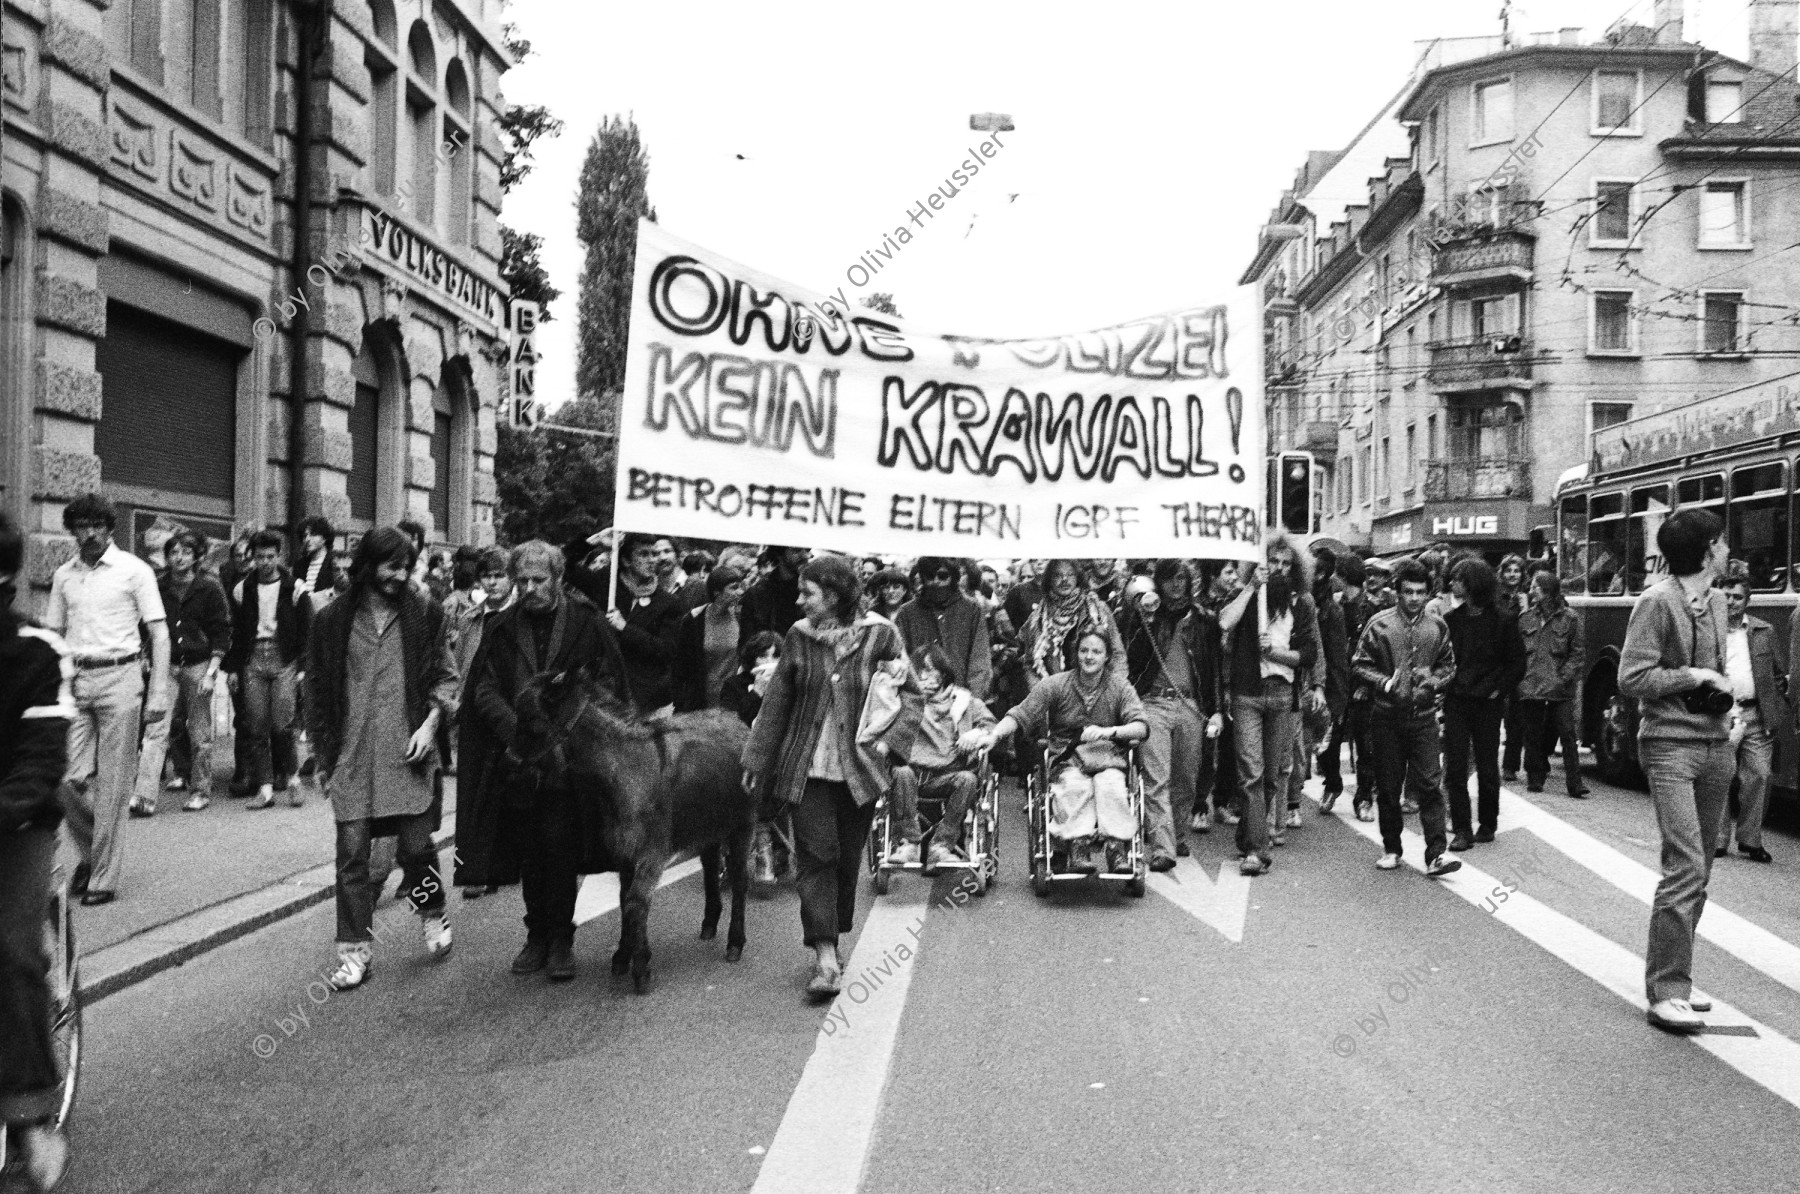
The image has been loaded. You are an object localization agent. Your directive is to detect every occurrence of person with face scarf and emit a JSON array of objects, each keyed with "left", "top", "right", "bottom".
[
  {"left": 1118, "top": 560, "right": 1222, "bottom": 869},
  {"left": 894, "top": 556, "right": 992, "bottom": 701},
  {"left": 1018, "top": 560, "right": 1127, "bottom": 685}
]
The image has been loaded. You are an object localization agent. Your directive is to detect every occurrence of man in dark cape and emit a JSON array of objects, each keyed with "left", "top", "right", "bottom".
[{"left": 455, "top": 541, "right": 629, "bottom": 979}]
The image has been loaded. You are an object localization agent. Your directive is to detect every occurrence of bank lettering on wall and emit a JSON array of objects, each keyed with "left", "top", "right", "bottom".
[
  {"left": 363, "top": 206, "right": 504, "bottom": 327},
  {"left": 616, "top": 224, "right": 1265, "bottom": 560}
]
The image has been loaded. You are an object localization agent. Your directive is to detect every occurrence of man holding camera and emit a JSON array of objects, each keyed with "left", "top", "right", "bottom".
[{"left": 1618, "top": 508, "right": 1734, "bottom": 1033}]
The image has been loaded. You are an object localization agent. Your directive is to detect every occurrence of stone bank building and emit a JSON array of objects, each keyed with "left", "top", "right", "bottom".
[{"left": 1, "top": 0, "right": 512, "bottom": 603}]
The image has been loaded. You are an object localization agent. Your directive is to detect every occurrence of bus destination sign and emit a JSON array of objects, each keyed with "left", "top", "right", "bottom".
[{"left": 1593, "top": 377, "right": 1800, "bottom": 472}]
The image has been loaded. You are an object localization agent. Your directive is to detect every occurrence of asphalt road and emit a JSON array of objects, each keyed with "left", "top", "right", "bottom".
[{"left": 54, "top": 760, "right": 1800, "bottom": 1194}]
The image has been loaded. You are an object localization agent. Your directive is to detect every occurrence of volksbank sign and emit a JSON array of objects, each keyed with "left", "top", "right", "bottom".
[{"left": 362, "top": 204, "right": 505, "bottom": 327}]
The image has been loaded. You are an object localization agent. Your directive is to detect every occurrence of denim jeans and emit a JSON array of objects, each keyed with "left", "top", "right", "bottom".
[
  {"left": 1444, "top": 695, "right": 1504, "bottom": 837},
  {"left": 1232, "top": 678, "right": 1295, "bottom": 863},
  {"left": 1370, "top": 712, "right": 1449, "bottom": 860},
  {"left": 1140, "top": 696, "right": 1204, "bottom": 859},
  {"left": 1640, "top": 736, "right": 1733, "bottom": 1003},
  {"left": 890, "top": 764, "right": 979, "bottom": 847},
  {"left": 242, "top": 643, "right": 297, "bottom": 788},
  {"left": 1320, "top": 699, "right": 1374, "bottom": 802},
  {"left": 334, "top": 813, "right": 443, "bottom": 944},
  {"left": 0, "top": 828, "right": 59, "bottom": 1124}
]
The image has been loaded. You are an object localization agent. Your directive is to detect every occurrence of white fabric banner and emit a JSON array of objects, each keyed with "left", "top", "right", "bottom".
[{"left": 615, "top": 222, "right": 1265, "bottom": 559}]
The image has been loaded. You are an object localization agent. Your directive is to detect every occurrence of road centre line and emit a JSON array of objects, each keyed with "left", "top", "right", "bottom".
[
  {"left": 574, "top": 857, "right": 704, "bottom": 926},
  {"left": 1492, "top": 787, "right": 1800, "bottom": 999},
  {"left": 751, "top": 892, "right": 931, "bottom": 1194},
  {"left": 1318, "top": 795, "right": 1800, "bottom": 1112}
]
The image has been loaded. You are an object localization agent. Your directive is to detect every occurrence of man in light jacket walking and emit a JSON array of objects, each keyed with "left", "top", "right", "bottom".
[{"left": 1713, "top": 563, "right": 1791, "bottom": 864}]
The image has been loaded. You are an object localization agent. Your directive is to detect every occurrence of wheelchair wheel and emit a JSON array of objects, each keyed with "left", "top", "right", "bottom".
[
  {"left": 873, "top": 868, "right": 891, "bottom": 896},
  {"left": 1124, "top": 869, "right": 1146, "bottom": 899}
]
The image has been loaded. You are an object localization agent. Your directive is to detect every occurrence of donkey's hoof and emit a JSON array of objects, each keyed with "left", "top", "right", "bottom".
[
  {"left": 725, "top": 945, "right": 743, "bottom": 963},
  {"left": 699, "top": 923, "right": 718, "bottom": 941},
  {"left": 632, "top": 964, "right": 651, "bottom": 994}
]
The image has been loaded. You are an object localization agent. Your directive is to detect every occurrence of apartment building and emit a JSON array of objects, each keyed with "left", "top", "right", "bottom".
[{"left": 1245, "top": 0, "right": 1800, "bottom": 559}]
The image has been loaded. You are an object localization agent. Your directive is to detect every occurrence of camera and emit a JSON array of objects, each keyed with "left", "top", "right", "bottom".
[{"left": 1681, "top": 685, "right": 1734, "bottom": 717}]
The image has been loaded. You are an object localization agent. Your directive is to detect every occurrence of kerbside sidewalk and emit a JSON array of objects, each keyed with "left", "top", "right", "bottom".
[{"left": 71, "top": 774, "right": 458, "bottom": 1004}]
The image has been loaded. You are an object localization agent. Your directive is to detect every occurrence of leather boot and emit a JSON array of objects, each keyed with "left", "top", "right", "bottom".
[
  {"left": 546, "top": 937, "right": 577, "bottom": 981},
  {"left": 510, "top": 937, "right": 550, "bottom": 975}
]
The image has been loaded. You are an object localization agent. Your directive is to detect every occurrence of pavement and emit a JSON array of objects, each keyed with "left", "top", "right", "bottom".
[
  {"left": 70, "top": 733, "right": 458, "bottom": 1004},
  {"left": 61, "top": 754, "right": 1800, "bottom": 1194}
]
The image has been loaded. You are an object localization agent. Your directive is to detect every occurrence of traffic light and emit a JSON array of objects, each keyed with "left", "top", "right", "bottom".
[{"left": 1276, "top": 451, "right": 1314, "bottom": 535}]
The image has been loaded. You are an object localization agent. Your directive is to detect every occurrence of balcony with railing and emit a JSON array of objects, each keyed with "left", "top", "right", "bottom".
[
  {"left": 1423, "top": 457, "right": 1532, "bottom": 501},
  {"left": 1426, "top": 337, "right": 1533, "bottom": 393},
  {"left": 1430, "top": 228, "right": 1534, "bottom": 287}
]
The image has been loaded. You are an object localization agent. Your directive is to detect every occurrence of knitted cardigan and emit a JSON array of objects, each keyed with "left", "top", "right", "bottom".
[{"left": 742, "top": 615, "right": 921, "bottom": 808}]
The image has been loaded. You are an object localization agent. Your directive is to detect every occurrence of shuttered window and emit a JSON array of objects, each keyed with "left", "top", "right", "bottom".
[
  {"left": 95, "top": 305, "right": 238, "bottom": 501},
  {"left": 430, "top": 385, "right": 451, "bottom": 535},
  {"left": 349, "top": 344, "right": 381, "bottom": 523}
]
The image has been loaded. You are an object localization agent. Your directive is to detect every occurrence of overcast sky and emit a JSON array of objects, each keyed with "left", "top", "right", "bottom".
[{"left": 498, "top": 0, "right": 1749, "bottom": 408}]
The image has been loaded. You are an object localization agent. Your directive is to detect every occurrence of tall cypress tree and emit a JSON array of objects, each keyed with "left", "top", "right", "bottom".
[{"left": 575, "top": 115, "right": 656, "bottom": 403}]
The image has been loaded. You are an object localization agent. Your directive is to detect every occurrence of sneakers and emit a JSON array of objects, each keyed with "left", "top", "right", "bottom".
[
  {"left": 422, "top": 914, "right": 453, "bottom": 959},
  {"left": 1148, "top": 854, "right": 1176, "bottom": 873},
  {"left": 1502, "top": 770, "right": 1519, "bottom": 783},
  {"left": 1425, "top": 854, "right": 1462, "bottom": 878},
  {"left": 925, "top": 841, "right": 966, "bottom": 869},
  {"left": 1376, "top": 853, "right": 1401, "bottom": 871},
  {"left": 1354, "top": 802, "right": 1375, "bottom": 823},
  {"left": 246, "top": 785, "right": 275, "bottom": 810},
  {"left": 1105, "top": 842, "right": 1131, "bottom": 874},
  {"left": 128, "top": 798, "right": 156, "bottom": 818},
  {"left": 806, "top": 957, "right": 843, "bottom": 999},
  {"left": 328, "top": 943, "right": 372, "bottom": 990},
  {"left": 166, "top": 776, "right": 188, "bottom": 792},
  {"left": 1400, "top": 797, "right": 1419, "bottom": 814},
  {"left": 1215, "top": 807, "right": 1241, "bottom": 827},
  {"left": 288, "top": 785, "right": 305, "bottom": 808},
  {"left": 1189, "top": 811, "right": 1211, "bottom": 834},
  {"left": 1646, "top": 998, "right": 1704, "bottom": 1032},
  {"left": 1067, "top": 841, "right": 1098, "bottom": 874},
  {"left": 15, "top": 1122, "right": 70, "bottom": 1192},
  {"left": 1320, "top": 790, "right": 1340, "bottom": 813},
  {"left": 1239, "top": 855, "right": 1266, "bottom": 876},
  {"left": 182, "top": 794, "right": 211, "bottom": 812},
  {"left": 887, "top": 841, "right": 922, "bottom": 866},
  {"left": 1285, "top": 809, "right": 1303, "bottom": 829}
]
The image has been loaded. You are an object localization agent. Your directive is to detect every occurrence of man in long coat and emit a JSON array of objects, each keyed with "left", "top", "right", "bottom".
[
  {"left": 458, "top": 540, "right": 629, "bottom": 981},
  {"left": 307, "top": 526, "right": 460, "bottom": 991}
]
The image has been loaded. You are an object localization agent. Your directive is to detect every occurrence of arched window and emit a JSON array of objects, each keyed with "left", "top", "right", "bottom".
[
  {"left": 404, "top": 21, "right": 438, "bottom": 225},
  {"left": 443, "top": 59, "right": 472, "bottom": 244},
  {"left": 368, "top": 0, "right": 396, "bottom": 47},
  {"left": 106, "top": 0, "right": 165, "bottom": 83},
  {"left": 432, "top": 362, "right": 474, "bottom": 541},
  {"left": 348, "top": 341, "right": 381, "bottom": 524}
]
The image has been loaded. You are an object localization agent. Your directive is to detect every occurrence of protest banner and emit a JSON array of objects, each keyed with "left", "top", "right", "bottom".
[{"left": 615, "top": 222, "right": 1264, "bottom": 560}]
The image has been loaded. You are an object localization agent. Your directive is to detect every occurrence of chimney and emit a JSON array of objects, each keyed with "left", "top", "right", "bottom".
[
  {"left": 1750, "top": 0, "right": 1799, "bottom": 79},
  {"left": 1653, "top": 0, "right": 1684, "bottom": 44}
]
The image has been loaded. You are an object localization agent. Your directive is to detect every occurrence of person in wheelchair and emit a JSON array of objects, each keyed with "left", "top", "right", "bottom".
[
  {"left": 970, "top": 628, "right": 1148, "bottom": 874},
  {"left": 886, "top": 643, "right": 996, "bottom": 869}
]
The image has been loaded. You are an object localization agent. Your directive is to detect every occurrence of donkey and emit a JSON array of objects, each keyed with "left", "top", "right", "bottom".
[{"left": 512, "top": 668, "right": 756, "bottom": 992}]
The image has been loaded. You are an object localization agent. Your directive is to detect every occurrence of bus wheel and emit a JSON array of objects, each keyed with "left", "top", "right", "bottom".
[{"left": 1594, "top": 685, "right": 1643, "bottom": 788}]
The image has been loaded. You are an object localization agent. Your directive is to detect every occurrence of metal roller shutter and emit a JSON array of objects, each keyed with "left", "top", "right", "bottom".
[{"left": 94, "top": 305, "right": 238, "bottom": 500}]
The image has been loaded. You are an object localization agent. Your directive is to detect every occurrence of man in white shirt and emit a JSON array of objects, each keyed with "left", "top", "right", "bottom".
[{"left": 45, "top": 493, "right": 171, "bottom": 904}]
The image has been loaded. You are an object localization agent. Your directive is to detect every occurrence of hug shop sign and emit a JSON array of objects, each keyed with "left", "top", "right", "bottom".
[{"left": 616, "top": 223, "right": 1265, "bottom": 561}]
